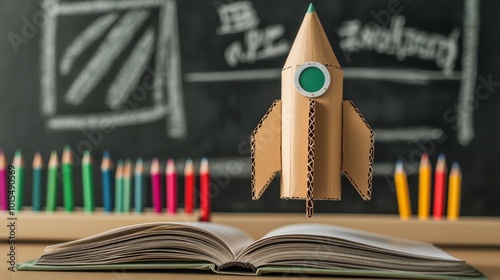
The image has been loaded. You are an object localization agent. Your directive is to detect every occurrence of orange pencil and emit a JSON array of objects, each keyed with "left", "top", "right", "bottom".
[
  {"left": 447, "top": 162, "right": 462, "bottom": 220},
  {"left": 394, "top": 160, "right": 411, "bottom": 220},
  {"left": 418, "top": 153, "right": 431, "bottom": 220},
  {"left": 433, "top": 154, "right": 447, "bottom": 220}
]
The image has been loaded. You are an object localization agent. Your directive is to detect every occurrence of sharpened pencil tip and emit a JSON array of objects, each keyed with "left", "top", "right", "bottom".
[
  {"left": 438, "top": 154, "right": 446, "bottom": 161},
  {"left": 103, "top": 150, "right": 110, "bottom": 158},
  {"left": 64, "top": 145, "right": 71, "bottom": 151},
  {"left": 307, "top": 3, "right": 315, "bottom": 13},
  {"left": 14, "top": 149, "right": 22, "bottom": 157},
  {"left": 421, "top": 153, "right": 428, "bottom": 161},
  {"left": 451, "top": 162, "right": 460, "bottom": 170},
  {"left": 395, "top": 160, "right": 404, "bottom": 173}
]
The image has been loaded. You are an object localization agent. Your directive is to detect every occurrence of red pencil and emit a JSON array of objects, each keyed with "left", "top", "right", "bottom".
[
  {"left": 199, "top": 158, "right": 210, "bottom": 222},
  {"left": 166, "top": 159, "right": 177, "bottom": 215},
  {"left": 433, "top": 154, "right": 447, "bottom": 220},
  {"left": 184, "top": 159, "right": 194, "bottom": 215},
  {"left": 150, "top": 158, "right": 162, "bottom": 214}
]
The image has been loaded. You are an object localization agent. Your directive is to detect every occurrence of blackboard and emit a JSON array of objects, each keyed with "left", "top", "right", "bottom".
[{"left": 1, "top": 0, "right": 499, "bottom": 216}]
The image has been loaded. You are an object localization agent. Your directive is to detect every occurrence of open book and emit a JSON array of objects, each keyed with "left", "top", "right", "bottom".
[{"left": 18, "top": 222, "right": 485, "bottom": 279}]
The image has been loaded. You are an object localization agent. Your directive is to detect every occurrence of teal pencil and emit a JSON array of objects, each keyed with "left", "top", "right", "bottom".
[
  {"left": 122, "top": 159, "right": 132, "bottom": 213},
  {"left": 46, "top": 151, "right": 59, "bottom": 212},
  {"left": 13, "top": 150, "right": 25, "bottom": 211},
  {"left": 115, "top": 160, "right": 124, "bottom": 213},
  {"left": 31, "top": 152, "right": 43, "bottom": 212},
  {"left": 134, "top": 158, "right": 145, "bottom": 213},
  {"left": 82, "top": 151, "right": 94, "bottom": 213}
]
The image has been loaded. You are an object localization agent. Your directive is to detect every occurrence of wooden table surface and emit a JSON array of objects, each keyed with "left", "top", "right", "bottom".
[
  {"left": 1, "top": 243, "right": 499, "bottom": 280},
  {"left": 1, "top": 213, "right": 499, "bottom": 279}
]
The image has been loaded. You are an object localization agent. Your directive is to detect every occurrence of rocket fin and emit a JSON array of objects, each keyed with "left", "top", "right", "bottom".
[
  {"left": 251, "top": 100, "right": 282, "bottom": 200},
  {"left": 341, "top": 101, "right": 375, "bottom": 200}
]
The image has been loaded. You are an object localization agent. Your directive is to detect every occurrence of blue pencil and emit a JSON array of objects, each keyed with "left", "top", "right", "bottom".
[
  {"left": 32, "top": 152, "right": 43, "bottom": 211},
  {"left": 100, "top": 151, "right": 113, "bottom": 212},
  {"left": 134, "top": 158, "right": 145, "bottom": 213}
]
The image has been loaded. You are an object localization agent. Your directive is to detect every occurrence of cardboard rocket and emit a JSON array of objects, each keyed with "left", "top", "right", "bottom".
[{"left": 250, "top": 4, "right": 375, "bottom": 217}]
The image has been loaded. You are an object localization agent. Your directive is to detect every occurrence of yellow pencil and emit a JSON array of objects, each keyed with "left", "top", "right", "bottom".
[
  {"left": 418, "top": 153, "right": 431, "bottom": 220},
  {"left": 395, "top": 160, "right": 411, "bottom": 220},
  {"left": 447, "top": 162, "right": 462, "bottom": 221}
]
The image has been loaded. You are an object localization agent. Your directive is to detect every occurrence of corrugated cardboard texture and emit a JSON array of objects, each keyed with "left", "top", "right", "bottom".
[
  {"left": 342, "top": 101, "right": 375, "bottom": 200},
  {"left": 306, "top": 99, "right": 316, "bottom": 217},
  {"left": 251, "top": 100, "right": 282, "bottom": 200}
]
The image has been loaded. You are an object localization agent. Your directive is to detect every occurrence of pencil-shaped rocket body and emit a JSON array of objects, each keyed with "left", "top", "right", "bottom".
[{"left": 251, "top": 4, "right": 374, "bottom": 217}]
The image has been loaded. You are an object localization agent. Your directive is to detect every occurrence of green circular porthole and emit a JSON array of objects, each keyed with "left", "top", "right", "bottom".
[{"left": 294, "top": 62, "right": 331, "bottom": 98}]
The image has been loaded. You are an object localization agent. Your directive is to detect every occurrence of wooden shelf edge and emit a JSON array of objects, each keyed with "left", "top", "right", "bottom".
[{"left": 1, "top": 212, "right": 499, "bottom": 246}]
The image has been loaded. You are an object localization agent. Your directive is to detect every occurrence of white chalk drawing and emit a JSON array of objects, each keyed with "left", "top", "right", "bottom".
[
  {"left": 106, "top": 27, "right": 156, "bottom": 109},
  {"left": 40, "top": 0, "right": 186, "bottom": 138},
  {"left": 59, "top": 12, "right": 119, "bottom": 76},
  {"left": 206, "top": 157, "right": 417, "bottom": 178},
  {"left": 338, "top": 16, "right": 461, "bottom": 77},
  {"left": 456, "top": 0, "right": 479, "bottom": 146},
  {"left": 215, "top": 1, "right": 259, "bottom": 35},
  {"left": 215, "top": 1, "right": 290, "bottom": 67}
]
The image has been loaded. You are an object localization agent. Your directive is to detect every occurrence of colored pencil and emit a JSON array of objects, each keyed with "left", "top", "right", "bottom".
[
  {"left": 101, "top": 151, "right": 113, "bottom": 213},
  {"left": 184, "top": 158, "right": 194, "bottom": 215},
  {"left": 134, "top": 158, "right": 145, "bottom": 213},
  {"left": 62, "top": 146, "right": 74, "bottom": 212},
  {"left": 114, "top": 160, "right": 124, "bottom": 213},
  {"left": 447, "top": 162, "right": 462, "bottom": 221},
  {"left": 32, "top": 152, "right": 43, "bottom": 212},
  {"left": 0, "top": 149, "right": 7, "bottom": 211},
  {"left": 123, "top": 159, "right": 132, "bottom": 212},
  {"left": 418, "top": 153, "right": 431, "bottom": 220},
  {"left": 166, "top": 158, "right": 177, "bottom": 215},
  {"left": 200, "top": 157, "right": 210, "bottom": 222},
  {"left": 13, "top": 150, "right": 24, "bottom": 211},
  {"left": 394, "top": 160, "right": 411, "bottom": 220},
  {"left": 46, "top": 151, "right": 59, "bottom": 212},
  {"left": 151, "top": 158, "right": 162, "bottom": 214},
  {"left": 82, "top": 150, "right": 95, "bottom": 213},
  {"left": 433, "top": 154, "right": 447, "bottom": 220}
]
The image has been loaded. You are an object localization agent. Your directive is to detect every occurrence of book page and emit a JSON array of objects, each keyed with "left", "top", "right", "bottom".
[
  {"left": 37, "top": 222, "right": 254, "bottom": 266},
  {"left": 260, "top": 224, "right": 459, "bottom": 261}
]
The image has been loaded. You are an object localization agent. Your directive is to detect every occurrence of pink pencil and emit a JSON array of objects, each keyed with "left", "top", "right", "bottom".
[
  {"left": 150, "top": 158, "right": 162, "bottom": 214},
  {"left": 0, "top": 149, "right": 7, "bottom": 211},
  {"left": 166, "top": 159, "right": 177, "bottom": 215}
]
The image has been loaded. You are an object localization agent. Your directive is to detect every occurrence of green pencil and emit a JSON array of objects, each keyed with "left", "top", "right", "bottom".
[
  {"left": 46, "top": 151, "right": 59, "bottom": 212},
  {"left": 115, "top": 160, "right": 123, "bottom": 213},
  {"left": 82, "top": 150, "right": 94, "bottom": 213},
  {"left": 62, "top": 146, "right": 74, "bottom": 212},
  {"left": 13, "top": 150, "right": 24, "bottom": 211},
  {"left": 123, "top": 159, "right": 132, "bottom": 213}
]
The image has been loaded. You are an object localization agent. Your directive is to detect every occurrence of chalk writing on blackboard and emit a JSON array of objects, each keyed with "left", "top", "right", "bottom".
[
  {"left": 40, "top": 0, "right": 187, "bottom": 138},
  {"left": 215, "top": 1, "right": 290, "bottom": 67}
]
